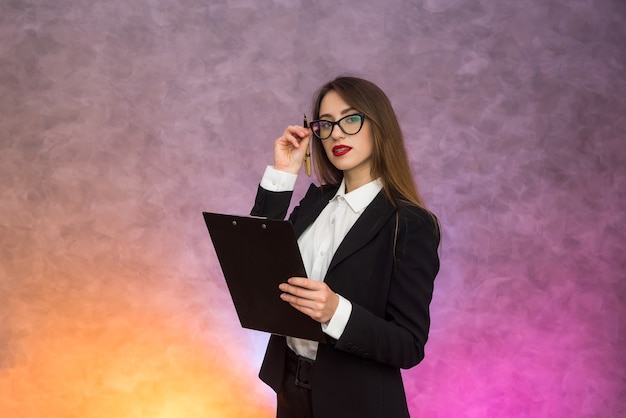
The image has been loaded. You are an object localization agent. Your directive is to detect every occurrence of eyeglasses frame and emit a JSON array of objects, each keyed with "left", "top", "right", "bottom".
[{"left": 309, "top": 112, "right": 366, "bottom": 140}]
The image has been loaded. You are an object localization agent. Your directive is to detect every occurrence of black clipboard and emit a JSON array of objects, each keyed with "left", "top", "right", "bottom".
[{"left": 202, "top": 212, "right": 325, "bottom": 342}]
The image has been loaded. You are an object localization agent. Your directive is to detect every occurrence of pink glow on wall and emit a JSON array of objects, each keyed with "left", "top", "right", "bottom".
[{"left": 1, "top": 0, "right": 624, "bottom": 417}]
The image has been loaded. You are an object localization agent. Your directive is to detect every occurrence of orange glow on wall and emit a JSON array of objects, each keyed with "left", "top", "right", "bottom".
[{"left": 0, "top": 267, "right": 274, "bottom": 417}]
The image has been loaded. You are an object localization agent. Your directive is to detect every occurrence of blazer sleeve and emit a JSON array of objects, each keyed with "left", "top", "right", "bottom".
[
  {"left": 334, "top": 205, "right": 440, "bottom": 369},
  {"left": 251, "top": 183, "right": 323, "bottom": 224},
  {"left": 250, "top": 185, "right": 293, "bottom": 220}
]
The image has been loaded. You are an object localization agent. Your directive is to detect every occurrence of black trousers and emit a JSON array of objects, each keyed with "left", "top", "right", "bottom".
[{"left": 276, "top": 348, "right": 314, "bottom": 418}]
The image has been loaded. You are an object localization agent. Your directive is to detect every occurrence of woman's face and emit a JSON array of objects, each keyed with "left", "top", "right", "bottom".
[{"left": 317, "top": 90, "right": 375, "bottom": 186}]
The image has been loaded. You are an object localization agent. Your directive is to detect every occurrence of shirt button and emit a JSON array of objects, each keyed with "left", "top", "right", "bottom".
[
  {"left": 320, "top": 250, "right": 326, "bottom": 256},
  {"left": 331, "top": 218, "right": 335, "bottom": 224}
]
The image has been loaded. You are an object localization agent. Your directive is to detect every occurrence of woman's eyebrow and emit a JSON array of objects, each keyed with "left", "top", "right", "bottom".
[{"left": 319, "top": 107, "right": 356, "bottom": 120}]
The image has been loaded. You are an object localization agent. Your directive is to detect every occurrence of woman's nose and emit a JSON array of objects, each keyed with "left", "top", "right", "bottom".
[{"left": 329, "top": 123, "right": 345, "bottom": 140}]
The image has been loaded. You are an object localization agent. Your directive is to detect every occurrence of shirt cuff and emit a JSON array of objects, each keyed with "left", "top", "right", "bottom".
[
  {"left": 260, "top": 166, "right": 298, "bottom": 192},
  {"left": 322, "top": 294, "right": 352, "bottom": 339}
]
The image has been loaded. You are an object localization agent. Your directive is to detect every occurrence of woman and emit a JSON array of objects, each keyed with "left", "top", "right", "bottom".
[{"left": 250, "top": 76, "right": 440, "bottom": 418}]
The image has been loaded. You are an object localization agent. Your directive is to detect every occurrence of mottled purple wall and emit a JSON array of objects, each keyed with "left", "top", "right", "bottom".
[{"left": 1, "top": 0, "right": 625, "bottom": 416}]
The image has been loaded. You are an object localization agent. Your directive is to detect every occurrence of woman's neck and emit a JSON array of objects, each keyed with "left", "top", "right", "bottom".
[{"left": 343, "top": 170, "right": 374, "bottom": 193}]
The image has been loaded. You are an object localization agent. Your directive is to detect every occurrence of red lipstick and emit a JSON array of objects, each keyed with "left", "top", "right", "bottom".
[{"left": 332, "top": 145, "right": 352, "bottom": 156}]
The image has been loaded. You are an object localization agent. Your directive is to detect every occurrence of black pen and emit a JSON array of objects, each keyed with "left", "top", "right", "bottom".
[{"left": 304, "top": 114, "right": 311, "bottom": 176}]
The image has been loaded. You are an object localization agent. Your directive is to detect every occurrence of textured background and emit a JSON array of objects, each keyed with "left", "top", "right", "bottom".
[{"left": 1, "top": 0, "right": 625, "bottom": 417}]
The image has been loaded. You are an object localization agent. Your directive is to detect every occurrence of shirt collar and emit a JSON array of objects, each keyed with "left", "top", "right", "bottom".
[{"left": 332, "top": 178, "right": 383, "bottom": 213}]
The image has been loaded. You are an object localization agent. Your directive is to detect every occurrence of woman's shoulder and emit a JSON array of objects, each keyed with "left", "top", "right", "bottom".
[
  {"left": 396, "top": 200, "right": 436, "bottom": 220},
  {"left": 395, "top": 200, "right": 440, "bottom": 237}
]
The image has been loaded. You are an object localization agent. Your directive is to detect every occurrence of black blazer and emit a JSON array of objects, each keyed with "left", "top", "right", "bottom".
[{"left": 251, "top": 183, "right": 440, "bottom": 418}]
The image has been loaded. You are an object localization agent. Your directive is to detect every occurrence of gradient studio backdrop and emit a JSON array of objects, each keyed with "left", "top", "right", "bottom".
[{"left": 1, "top": 0, "right": 625, "bottom": 417}]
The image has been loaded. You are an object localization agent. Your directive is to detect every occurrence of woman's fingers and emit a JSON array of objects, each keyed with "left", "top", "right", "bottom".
[
  {"left": 274, "top": 126, "right": 311, "bottom": 173},
  {"left": 279, "top": 278, "right": 339, "bottom": 323}
]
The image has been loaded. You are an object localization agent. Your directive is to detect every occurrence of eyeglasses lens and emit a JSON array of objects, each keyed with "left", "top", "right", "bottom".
[
  {"left": 311, "top": 121, "right": 331, "bottom": 139},
  {"left": 340, "top": 115, "right": 363, "bottom": 135}
]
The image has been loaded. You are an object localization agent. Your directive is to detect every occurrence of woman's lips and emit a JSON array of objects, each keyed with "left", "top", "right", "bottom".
[{"left": 332, "top": 145, "right": 352, "bottom": 156}]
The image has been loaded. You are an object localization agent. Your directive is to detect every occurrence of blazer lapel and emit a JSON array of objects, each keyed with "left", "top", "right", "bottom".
[{"left": 328, "top": 191, "right": 396, "bottom": 271}]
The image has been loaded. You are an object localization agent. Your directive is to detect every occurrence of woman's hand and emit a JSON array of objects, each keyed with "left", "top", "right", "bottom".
[
  {"left": 274, "top": 125, "right": 311, "bottom": 174},
  {"left": 279, "top": 277, "right": 339, "bottom": 324}
]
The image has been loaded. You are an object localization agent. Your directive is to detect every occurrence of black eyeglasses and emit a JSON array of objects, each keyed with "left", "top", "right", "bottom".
[{"left": 309, "top": 113, "right": 366, "bottom": 140}]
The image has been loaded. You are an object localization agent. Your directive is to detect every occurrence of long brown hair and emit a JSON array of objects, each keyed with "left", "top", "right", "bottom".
[{"left": 311, "top": 76, "right": 427, "bottom": 210}]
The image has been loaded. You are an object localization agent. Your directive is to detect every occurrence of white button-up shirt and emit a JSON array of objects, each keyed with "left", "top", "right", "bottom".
[{"left": 261, "top": 166, "right": 383, "bottom": 359}]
